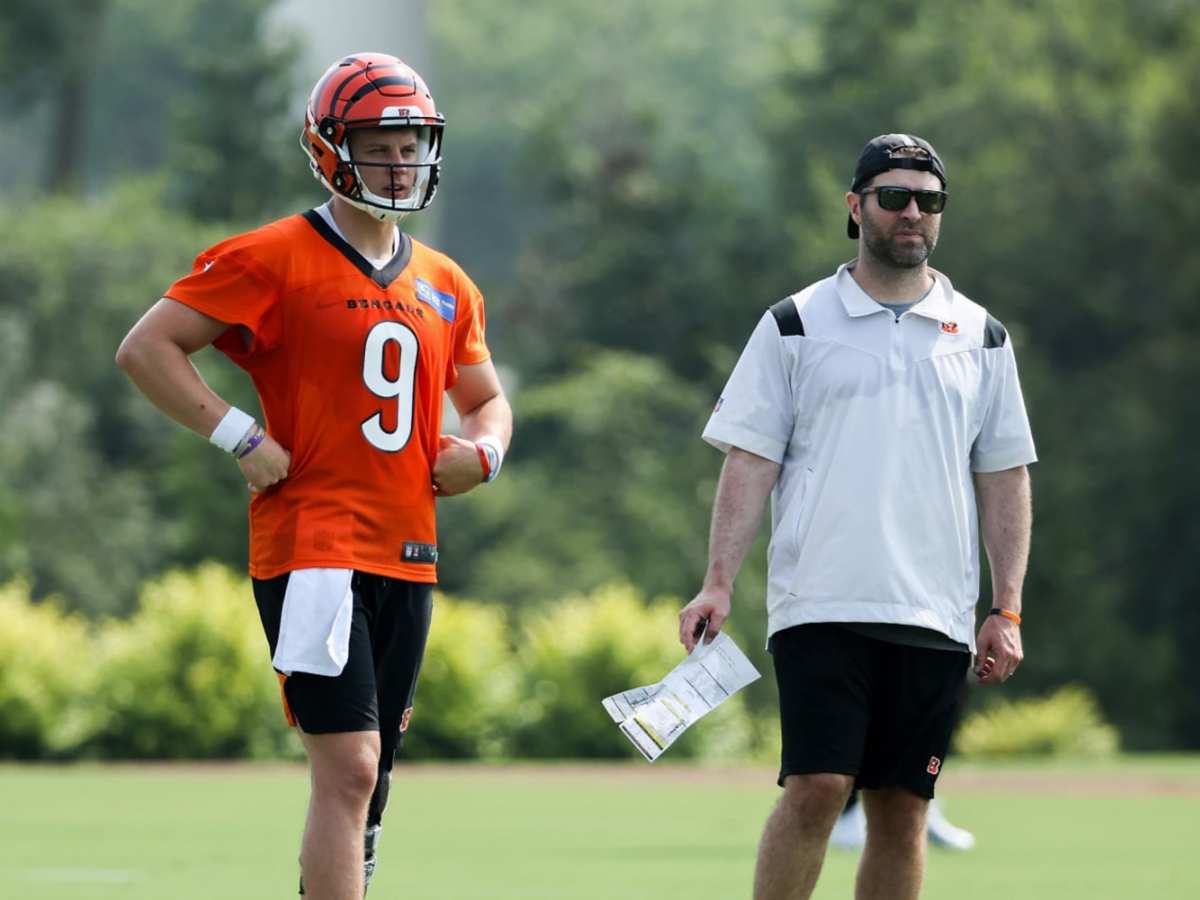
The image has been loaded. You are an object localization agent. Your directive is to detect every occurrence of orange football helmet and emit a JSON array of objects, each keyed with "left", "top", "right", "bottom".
[{"left": 301, "top": 53, "right": 445, "bottom": 221}]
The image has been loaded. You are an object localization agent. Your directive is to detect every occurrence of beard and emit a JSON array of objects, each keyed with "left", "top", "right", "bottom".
[{"left": 861, "top": 213, "right": 938, "bottom": 268}]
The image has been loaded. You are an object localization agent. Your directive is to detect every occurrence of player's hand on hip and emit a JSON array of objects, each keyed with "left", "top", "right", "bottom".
[
  {"left": 238, "top": 434, "right": 291, "bottom": 493},
  {"left": 432, "top": 434, "right": 485, "bottom": 496},
  {"left": 973, "top": 613, "right": 1023, "bottom": 685},
  {"left": 678, "top": 588, "right": 731, "bottom": 653}
]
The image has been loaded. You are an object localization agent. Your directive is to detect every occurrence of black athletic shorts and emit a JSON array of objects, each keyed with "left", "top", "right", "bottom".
[
  {"left": 253, "top": 571, "right": 432, "bottom": 747},
  {"left": 769, "top": 623, "right": 969, "bottom": 799}
]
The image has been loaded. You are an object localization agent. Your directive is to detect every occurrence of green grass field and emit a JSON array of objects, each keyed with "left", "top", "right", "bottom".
[{"left": 1, "top": 758, "right": 1196, "bottom": 899}]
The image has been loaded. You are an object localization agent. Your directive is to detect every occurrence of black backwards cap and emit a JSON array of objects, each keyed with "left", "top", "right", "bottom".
[{"left": 847, "top": 133, "right": 947, "bottom": 239}]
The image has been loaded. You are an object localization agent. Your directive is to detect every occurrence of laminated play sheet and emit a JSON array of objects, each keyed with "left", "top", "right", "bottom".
[{"left": 601, "top": 632, "right": 761, "bottom": 761}]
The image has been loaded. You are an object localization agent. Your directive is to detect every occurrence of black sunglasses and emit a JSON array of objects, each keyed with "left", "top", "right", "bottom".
[{"left": 859, "top": 186, "right": 947, "bottom": 214}]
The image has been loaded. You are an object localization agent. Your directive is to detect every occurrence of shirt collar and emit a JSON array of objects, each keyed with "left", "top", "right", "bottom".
[
  {"left": 909, "top": 268, "right": 957, "bottom": 322},
  {"left": 835, "top": 262, "right": 886, "bottom": 317},
  {"left": 835, "top": 262, "right": 958, "bottom": 321}
]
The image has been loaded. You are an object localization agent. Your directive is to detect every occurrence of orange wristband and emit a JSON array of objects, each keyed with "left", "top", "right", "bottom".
[
  {"left": 989, "top": 607, "right": 1022, "bottom": 626},
  {"left": 475, "top": 442, "right": 492, "bottom": 481}
]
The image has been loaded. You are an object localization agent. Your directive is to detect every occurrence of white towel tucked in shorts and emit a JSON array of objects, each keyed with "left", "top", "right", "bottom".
[{"left": 272, "top": 568, "right": 354, "bottom": 676}]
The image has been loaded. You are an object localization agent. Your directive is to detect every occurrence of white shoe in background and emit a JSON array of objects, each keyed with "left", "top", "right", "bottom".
[
  {"left": 828, "top": 801, "right": 867, "bottom": 850},
  {"left": 926, "top": 799, "right": 976, "bottom": 851}
]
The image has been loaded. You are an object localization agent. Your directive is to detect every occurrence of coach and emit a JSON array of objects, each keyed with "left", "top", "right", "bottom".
[{"left": 678, "top": 133, "right": 1036, "bottom": 900}]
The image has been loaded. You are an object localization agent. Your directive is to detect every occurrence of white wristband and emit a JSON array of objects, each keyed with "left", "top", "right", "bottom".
[
  {"left": 210, "top": 407, "right": 257, "bottom": 454},
  {"left": 476, "top": 435, "right": 505, "bottom": 483}
]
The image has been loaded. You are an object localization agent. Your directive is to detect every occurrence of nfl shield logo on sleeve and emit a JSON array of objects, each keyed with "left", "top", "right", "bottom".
[{"left": 927, "top": 756, "right": 942, "bottom": 775}]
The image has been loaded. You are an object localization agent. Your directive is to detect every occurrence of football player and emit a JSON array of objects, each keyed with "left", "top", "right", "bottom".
[{"left": 117, "top": 53, "right": 512, "bottom": 899}]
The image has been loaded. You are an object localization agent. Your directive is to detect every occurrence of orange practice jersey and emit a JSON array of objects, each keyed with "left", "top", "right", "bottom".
[{"left": 165, "top": 210, "right": 491, "bottom": 582}]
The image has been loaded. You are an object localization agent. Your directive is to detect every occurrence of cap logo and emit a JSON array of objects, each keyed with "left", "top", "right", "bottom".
[{"left": 888, "top": 145, "right": 931, "bottom": 161}]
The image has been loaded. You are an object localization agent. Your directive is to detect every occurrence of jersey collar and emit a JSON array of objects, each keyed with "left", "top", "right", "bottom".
[{"left": 302, "top": 209, "right": 413, "bottom": 289}]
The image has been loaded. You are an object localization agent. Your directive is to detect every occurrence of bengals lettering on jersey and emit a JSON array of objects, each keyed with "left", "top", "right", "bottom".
[{"left": 165, "top": 210, "right": 490, "bottom": 582}]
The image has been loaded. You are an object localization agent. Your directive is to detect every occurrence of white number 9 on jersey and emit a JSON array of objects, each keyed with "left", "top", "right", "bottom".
[{"left": 361, "top": 321, "right": 418, "bottom": 452}]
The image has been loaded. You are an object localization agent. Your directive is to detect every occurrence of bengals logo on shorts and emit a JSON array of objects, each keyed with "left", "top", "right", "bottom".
[
  {"left": 399, "top": 706, "right": 414, "bottom": 734},
  {"left": 927, "top": 756, "right": 942, "bottom": 775}
]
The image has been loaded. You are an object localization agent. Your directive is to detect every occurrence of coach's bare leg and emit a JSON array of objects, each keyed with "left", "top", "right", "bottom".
[
  {"left": 856, "top": 787, "right": 928, "bottom": 900},
  {"left": 299, "top": 730, "right": 381, "bottom": 900},
  {"left": 753, "top": 773, "right": 854, "bottom": 900}
]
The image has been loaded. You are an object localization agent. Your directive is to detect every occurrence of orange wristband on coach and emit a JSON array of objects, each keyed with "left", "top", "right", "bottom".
[{"left": 989, "top": 607, "right": 1022, "bottom": 626}]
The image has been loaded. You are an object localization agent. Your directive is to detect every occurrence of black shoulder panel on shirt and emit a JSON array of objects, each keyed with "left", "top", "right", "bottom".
[
  {"left": 983, "top": 314, "right": 1008, "bottom": 348},
  {"left": 769, "top": 298, "right": 805, "bottom": 336}
]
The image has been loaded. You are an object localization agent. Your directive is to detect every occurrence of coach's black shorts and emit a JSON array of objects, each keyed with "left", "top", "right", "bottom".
[
  {"left": 253, "top": 572, "right": 432, "bottom": 746},
  {"left": 769, "top": 623, "right": 969, "bottom": 799}
]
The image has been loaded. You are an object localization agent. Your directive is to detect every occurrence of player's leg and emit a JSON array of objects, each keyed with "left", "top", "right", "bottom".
[
  {"left": 361, "top": 576, "right": 434, "bottom": 893},
  {"left": 298, "top": 729, "right": 381, "bottom": 900},
  {"left": 753, "top": 624, "right": 874, "bottom": 900},
  {"left": 362, "top": 777, "right": 387, "bottom": 892},
  {"left": 253, "top": 574, "right": 383, "bottom": 899},
  {"left": 855, "top": 641, "right": 968, "bottom": 899}
]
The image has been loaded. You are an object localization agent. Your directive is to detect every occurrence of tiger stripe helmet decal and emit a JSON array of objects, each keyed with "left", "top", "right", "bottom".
[{"left": 301, "top": 53, "right": 445, "bottom": 221}]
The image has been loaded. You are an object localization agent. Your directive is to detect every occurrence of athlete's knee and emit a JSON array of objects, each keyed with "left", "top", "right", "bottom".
[
  {"left": 310, "top": 740, "right": 381, "bottom": 807},
  {"left": 780, "top": 772, "right": 854, "bottom": 816},
  {"left": 325, "top": 755, "right": 379, "bottom": 807}
]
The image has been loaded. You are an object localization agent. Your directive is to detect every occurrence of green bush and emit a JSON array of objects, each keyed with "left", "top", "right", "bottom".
[
  {"left": 403, "top": 595, "right": 518, "bottom": 760},
  {"left": 88, "top": 564, "right": 297, "bottom": 759},
  {"left": 0, "top": 567, "right": 770, "bottom": 762},
  {"left": 508, "top": 584, "right": 752, "bottom": 759},
  {"left": 0, "top": 582, "right": 94, "bottom": 758},
  {"left": 954, "top": 685, "right": 1120, "bottom": 759}
]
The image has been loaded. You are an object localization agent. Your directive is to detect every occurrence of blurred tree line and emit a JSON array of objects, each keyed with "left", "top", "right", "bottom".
[{"left": 0, "top": 0, "right": 1196, "bottom": 750}]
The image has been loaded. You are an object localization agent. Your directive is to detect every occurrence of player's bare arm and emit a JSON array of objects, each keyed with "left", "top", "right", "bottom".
[
  {"left": 115, "top": 298, "right": 290, "bottom": 491},
  {"left": 679, "top": 447, "right": 781, "bottom": 652},
  {"left": 433, "top": 360, "right": 512, "bottom": 496},
  {"left": 973, "top": 464, "right": 1031, "bottom": 684}
]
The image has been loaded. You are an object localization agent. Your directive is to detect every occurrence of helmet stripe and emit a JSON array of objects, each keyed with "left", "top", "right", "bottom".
[
  {"left": 326, "top": 68, "right": 367, "bottom": 117},
  {"left": 346, "top": 74, "right": 417, "bottom": 106}
]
